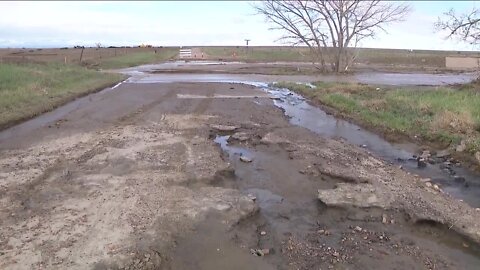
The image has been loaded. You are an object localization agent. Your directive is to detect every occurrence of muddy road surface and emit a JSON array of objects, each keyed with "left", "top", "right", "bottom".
[{"left": 1, "top": 67, "right": 480, "bottom": 269}]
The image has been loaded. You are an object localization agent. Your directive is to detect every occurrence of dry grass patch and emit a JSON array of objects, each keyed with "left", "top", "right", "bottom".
[{"left": 431, "top": 110, "right": 476, "bottom": 135}]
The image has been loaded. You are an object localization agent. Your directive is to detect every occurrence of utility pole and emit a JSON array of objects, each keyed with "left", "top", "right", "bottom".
[{"left": 245, "top": 39, "right": 250, "bottom": 55}]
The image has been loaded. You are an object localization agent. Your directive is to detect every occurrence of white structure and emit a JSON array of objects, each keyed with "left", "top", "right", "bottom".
[
  {"left": 179, "top": 49, "right": 192, "bottom": 59},
  {"left": 445, "top": 56, "right": 480, "bottom": 70}
]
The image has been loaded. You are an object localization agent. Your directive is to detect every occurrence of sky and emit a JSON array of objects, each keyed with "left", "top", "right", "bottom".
[{"left": 0, "top": 1, "right": 479, "bottom": 51}]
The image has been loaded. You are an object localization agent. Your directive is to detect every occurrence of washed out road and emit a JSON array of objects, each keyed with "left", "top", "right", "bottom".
[{"left": 1, "top": 63, "right": 480, "bottom": 269}]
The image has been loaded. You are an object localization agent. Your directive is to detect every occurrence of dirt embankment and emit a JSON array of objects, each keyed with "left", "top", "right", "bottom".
[{"left": 1, "top": 81, "right": 480, "bottom": 269}]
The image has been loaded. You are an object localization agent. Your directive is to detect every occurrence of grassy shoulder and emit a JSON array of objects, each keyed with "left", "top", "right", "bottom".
[
  {"left": 273, "top": 81, "right": 480, "bottom": 161},
  {"left": 0, "top": 63, "right": 124, "bottom": 129},
  {"left": 94, "top": 48, "right": 178, "bottom": 69}
]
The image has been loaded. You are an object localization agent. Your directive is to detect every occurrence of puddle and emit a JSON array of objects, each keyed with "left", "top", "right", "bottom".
[
  {"left": 261, "top": 85, "right": 480, "bottom": 207},
  {"left": 214, "top": 135, "right": 252, "bottom": 159}
]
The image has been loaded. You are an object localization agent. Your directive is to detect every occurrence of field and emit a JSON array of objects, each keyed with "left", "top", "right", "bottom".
[
  {"left": 201, "top": 46, "right": 480, "bottom": 71},
  {"left": 0, "top": 47, "right": 178, "bottom": 69},
  {"left": 274, "top": 81, "right": 480, "bottom": 159},
  {"left": 0, "top": 63, "right": 123, "bottom": 129},
  {"left": 3, "top": 45, "right": 480, "bottom": 71}
]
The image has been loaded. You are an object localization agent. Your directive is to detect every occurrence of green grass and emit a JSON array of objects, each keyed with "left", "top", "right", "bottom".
[
  {"left": 273, "top": 81, "right": 480, "bottom": 154},
  {"left": 0, "top": 63, "right": 124, "bottom": 129},
  {"left": 95, "top": 48, "right": 178, "bottom": 69}
]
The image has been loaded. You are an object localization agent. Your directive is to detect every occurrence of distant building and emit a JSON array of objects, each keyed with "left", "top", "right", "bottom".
[{"left": 445, "top": 56, "right": 480, "bottom": 70}]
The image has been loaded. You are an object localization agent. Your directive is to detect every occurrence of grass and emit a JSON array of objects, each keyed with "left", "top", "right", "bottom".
[
  {"left": 0, "top": 62, "right": 124, "bottom": 129},
  {"left": 94, "top": 48, "right": 178, "bottom": 69},
  {"left": 273, "top": 81, "right": 480, "bottom": 156}
]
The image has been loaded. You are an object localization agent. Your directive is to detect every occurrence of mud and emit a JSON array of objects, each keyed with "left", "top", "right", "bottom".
[{"left": 1, "top": 62, "right": 480, "bottom": 269}]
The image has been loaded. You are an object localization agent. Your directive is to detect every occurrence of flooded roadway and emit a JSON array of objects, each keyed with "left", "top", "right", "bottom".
[{"left": 119, "top": 60, "right": 478, "bottom": 86}]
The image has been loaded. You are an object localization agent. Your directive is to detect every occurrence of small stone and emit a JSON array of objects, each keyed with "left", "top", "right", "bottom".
[
  {"left": 417, "top": 158, "right": 427, "bottom": 168},
  {"left": 231, "top": 132, "right": 249, "bottom": 141},
  {"left": 354, "top": 226, "right": 362, "bottom": 232},
  {"left": 247, "top": 194, "right": 257, "bottom": 202},
  {"left": 425, "top": 182, "right": 432, "bottom": 188},
  {"left": 382, "top": 214, "right": 388, "bottom": 224},
  {"left": 252, "top": 248, "right": 270, "bottom": 256},
  {"left": 210, "top": 124, "right": 239, "bottom": 132},
  {"left": 332, "top": 252, "right": 339, "bottom": 257},
  {"left": 456, "top": 141, "right": 467, "bottom": 152},
  {"left": 318, "top": 229, "right": 325, "bottom": 234},
  {"left": 433, "top": 184, "right": 441, "bottom": 191},
  {"left": 240, "top": 156, "right": 253, "bottom": 163},
  {"left": 421, "top": 150, "right": 431, "bottom": 159},
  {"left": 260, "top": 231, "right": 267, "bottom": 236},
  {"left": 463, "top": 242, "right": 470, "bottom": 248}
]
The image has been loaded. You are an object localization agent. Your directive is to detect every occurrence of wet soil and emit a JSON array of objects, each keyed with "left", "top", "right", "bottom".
[{"left": 1, "top": 62, "right": 480, "bottom": 269}]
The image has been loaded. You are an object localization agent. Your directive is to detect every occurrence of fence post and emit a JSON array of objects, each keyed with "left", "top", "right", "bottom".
[{"left": 79, "top": 47, "right": 85, "bottom": 63}]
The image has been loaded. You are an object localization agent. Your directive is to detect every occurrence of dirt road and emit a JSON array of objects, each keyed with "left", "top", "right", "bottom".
[{"left": 1, "top": 64, "right": 480, "bottom": 269}]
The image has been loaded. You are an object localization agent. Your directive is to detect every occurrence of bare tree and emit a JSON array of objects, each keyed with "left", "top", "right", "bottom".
[
  {"left": 435, "top": 8, "right": 480, "bottom": 45},
  {"left": 255, "top": 0, "right": 410, "bottom": 72}
]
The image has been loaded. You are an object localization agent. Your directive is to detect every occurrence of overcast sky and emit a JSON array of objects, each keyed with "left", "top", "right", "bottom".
[{"left": 0, "top": 1, "right": 479, "bottom": 50}]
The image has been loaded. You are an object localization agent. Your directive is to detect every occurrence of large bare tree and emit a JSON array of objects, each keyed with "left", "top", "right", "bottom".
[
  {"left": 436, "top": 8, "right": 480, "bottom": 45},
  {"left": 255, "top": 0, "right": 410, "bottom": 72}
]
